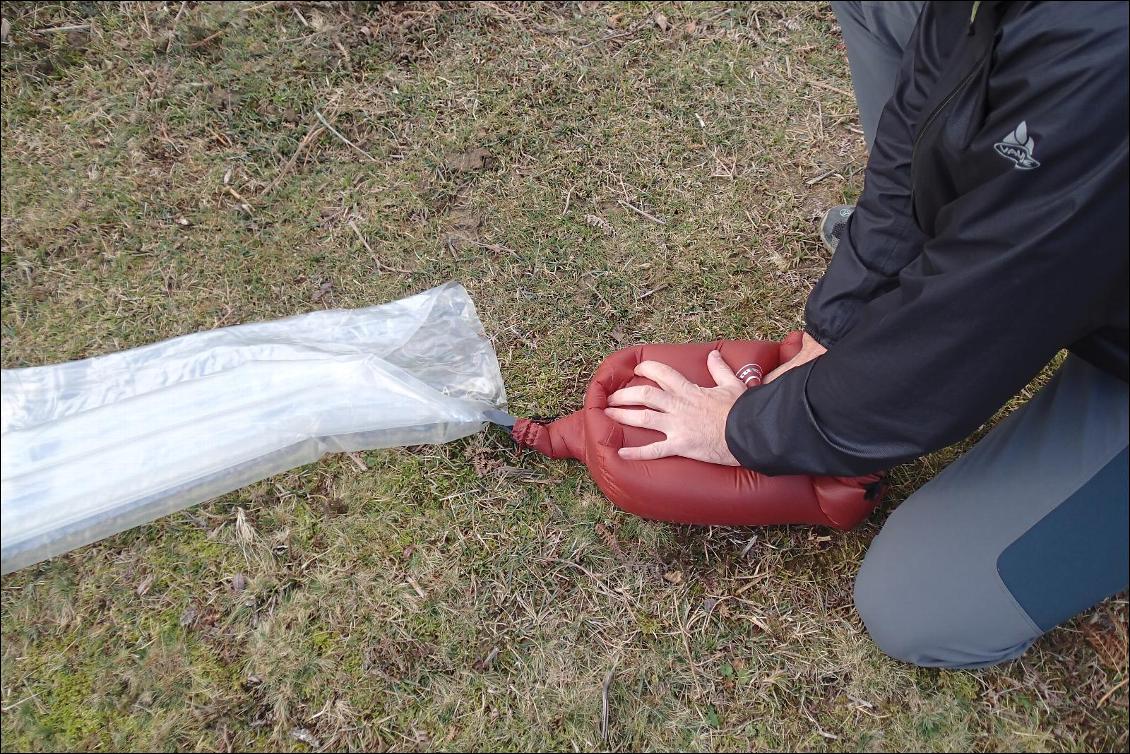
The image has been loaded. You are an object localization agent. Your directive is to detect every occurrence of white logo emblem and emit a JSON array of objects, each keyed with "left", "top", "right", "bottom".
[{"left": 994, "top": 121, "right": 1040, "bottom": 170}]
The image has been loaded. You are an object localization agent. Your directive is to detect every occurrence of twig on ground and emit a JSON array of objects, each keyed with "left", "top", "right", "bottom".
[
  {"left": 809, "top": 79, "right": 854, "bottom": 99},
  {"left": 584, "top": 277, "right": 615, "bottom": 314},
  {"left": 550, "top": 559, "right": 629, "bottom": 604},
  {"left": 577, "top": 29, "right": 634, "bottom": 50},
  {"left": 348, "top": 219, "right": 414, "bottom": 274},
  {"left": 333, "top": 37, "right": 351, "bottom": 65},
  {"left": 805, "top": 168, "right": 837, "bottom": 186},
  {"left": 32, "top": 24, "right": 90, "bottom": 33},
  {"left": 1, "top": 691, "right": 41, "bottom": 712},
  {"left": 739, "top": 534, "right": 758, "bottom": 558},
  {"left": 405, "top": 576, "right": 426, "bottom": 599},
  {"left": 707, "top": 146, "right": 738, "bottom": 179},
  {"left": 474, "top": 646, "right": 500, "bottom": 672},
  {"left": 188, "top": 27, "right": 226, "bottom": 49},
  {"left": 481, "top": 2, "right": 523, "bottom": 23},
  {"left": 224, "top": 185, "right": 252, "bottom": 214},
  {"left": 164, "top": 1, "right": 188, "bottom": 52},
  {"left": 314, "top": 109, "right": 378, "bottom": 163},
  {"left": 496, "top": 465, "right": 549, "bottom": 483},
  {"left": 1097, "top": 677, "right": 1128, "bottom": 707},
  {"left": 601, "top": 668, "right": 614, "bottom": 741},
  {"left": 242, "top": 1, "right": 278, "bottom": 13},
  {"left": 468, "top": 239, "right": 519, "bottom": 256},
  {"left": 618, "top": 199, "right": 666, "bottom": 225},
  {"left": 263, "top": 125, "right": 325, "bottom": 195}
]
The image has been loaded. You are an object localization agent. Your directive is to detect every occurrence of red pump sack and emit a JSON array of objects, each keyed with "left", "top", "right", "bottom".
[{"left": 511, "top": 332, "right": 883, "bottom": 530}]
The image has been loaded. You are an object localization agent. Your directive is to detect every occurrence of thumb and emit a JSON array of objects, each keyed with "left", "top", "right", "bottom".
[{"left": 706, "top": 350, "right": 746, "bottom": 390}]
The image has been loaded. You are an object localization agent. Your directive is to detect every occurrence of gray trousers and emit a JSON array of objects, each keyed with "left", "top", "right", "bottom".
[
  {"left": 831, "top": 1, "right": 925, "bottom": 147},
  {"left": 855, "top": 357, "right": 1129, "bottom": 667}
]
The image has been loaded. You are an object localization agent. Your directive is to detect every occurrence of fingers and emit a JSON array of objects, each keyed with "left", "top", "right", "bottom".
[
  {"left": 607, "top": 385, "right": 674, "bottom": 411},
  {"left": 617, "top": 440, "right": 675, "bottom": 461},
  {"left": 706, "top": 350, "right": 746, "bottom": 390},
  {"left": 633, "top": 360, "right": 691, "bottom": 392},
  {"left": 604, "top": 407, "right": 668, "bottom": 431}
]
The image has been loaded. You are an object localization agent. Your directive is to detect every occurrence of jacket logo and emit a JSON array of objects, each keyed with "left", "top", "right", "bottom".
[{"left": 994, "top": 121, "right": 1040, "bottom": 170}]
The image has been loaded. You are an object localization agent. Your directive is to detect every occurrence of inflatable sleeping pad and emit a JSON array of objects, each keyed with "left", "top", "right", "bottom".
[{"left": 511, "top": 332, "right": 884, "bottom": 529}]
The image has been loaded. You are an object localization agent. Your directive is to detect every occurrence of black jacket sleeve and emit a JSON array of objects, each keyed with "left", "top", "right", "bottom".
[
  {"left": 726, "top": 7, "right": 1129, "bottom": 476},
  {"left": 803, "top": 5, "right": 934, "bottom": 347}
]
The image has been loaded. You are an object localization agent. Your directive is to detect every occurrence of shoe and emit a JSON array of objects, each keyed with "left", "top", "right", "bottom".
[{"left": 820, "top": 205, "right": 854, "bottom": 252}]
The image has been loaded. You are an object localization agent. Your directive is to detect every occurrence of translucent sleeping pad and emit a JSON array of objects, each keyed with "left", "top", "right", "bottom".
[{"left": 1, "top": 282, "right": 507, "bottom": 575}]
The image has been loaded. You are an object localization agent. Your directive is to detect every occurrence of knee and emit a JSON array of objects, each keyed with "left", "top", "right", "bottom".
[
  {"left": 853, "top": 546, "right": 935, "bottom": 665},
  {"left": 853, "top": 530, "right": 1036, "bottom": 669}
]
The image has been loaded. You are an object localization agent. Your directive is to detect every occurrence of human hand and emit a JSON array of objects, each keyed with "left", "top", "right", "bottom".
[
  {"left": 763, "top": 332, "right": 827, "bottom": 383},
  {"left": 604, "top": 350, "right": 746, "bottom": 465}
]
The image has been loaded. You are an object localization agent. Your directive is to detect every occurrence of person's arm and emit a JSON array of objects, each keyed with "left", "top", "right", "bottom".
[
  {"left": 804, "top": 5, "right": 940, "bottom": 348},
  {"left": 727, "top": 8, "right": 1129, "bottom": 476}
]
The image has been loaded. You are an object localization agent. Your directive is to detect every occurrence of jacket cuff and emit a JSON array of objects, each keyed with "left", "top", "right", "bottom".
[
  {"left": 725, "top": 359, "right": 875, "bottom": 477},
  {"left": 724, "top": 364, "right": 818, "bottom": 475},
  {"left": 803, "top": 283, "right": 852, "bottom": 349},
  {"left": 803, "top": 322, "right": 838, "bottom": 349}
]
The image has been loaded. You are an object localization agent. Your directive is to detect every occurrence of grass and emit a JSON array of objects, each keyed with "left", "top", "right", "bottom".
[{"left": 1, "top": 2, "right": 1126, "bottom": 751}]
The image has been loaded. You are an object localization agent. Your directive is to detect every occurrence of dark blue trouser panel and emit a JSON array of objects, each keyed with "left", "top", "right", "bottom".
[{"left": 997, "top": 447, "right": 1129, "bottom": 632}]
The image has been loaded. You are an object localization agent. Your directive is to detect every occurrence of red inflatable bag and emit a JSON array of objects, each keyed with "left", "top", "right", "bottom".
[{"left": 511, "top": 332, "right": 883, "bottom": 529}]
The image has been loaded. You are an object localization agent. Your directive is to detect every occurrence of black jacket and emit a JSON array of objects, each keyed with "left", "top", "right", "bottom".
[{"left": 726, "top": 1, "right": 1129, "bottom": 476}]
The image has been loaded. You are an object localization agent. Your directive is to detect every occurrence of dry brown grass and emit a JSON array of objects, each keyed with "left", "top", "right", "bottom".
[{"left": 1, "top": 2, "right": 1126, "bottom": 751}]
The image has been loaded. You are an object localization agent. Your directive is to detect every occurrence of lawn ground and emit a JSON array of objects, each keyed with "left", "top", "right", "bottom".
[{"left": 1, "top": 2, "right": 1127, "bottom": 751}]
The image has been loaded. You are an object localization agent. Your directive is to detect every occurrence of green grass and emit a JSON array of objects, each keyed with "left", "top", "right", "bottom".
[{"left": 1, "top": 2, "right": 1126, "bottom": 751}]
